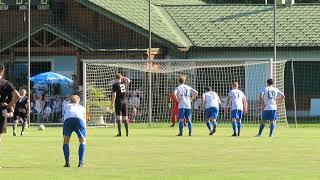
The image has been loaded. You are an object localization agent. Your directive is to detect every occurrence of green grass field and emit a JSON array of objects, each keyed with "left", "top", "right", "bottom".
[{"left": 0, "top": 126, "right": 319, "bottom": 180}]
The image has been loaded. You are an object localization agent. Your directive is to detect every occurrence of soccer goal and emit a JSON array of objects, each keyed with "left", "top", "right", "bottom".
[{"left": 82, "top": 59, "right": 287, "bottom": 127}]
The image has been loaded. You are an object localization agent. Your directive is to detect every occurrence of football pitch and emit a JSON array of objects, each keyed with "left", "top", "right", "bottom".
[{"left": 0, "top": 126, "right": 319, "bottom": 180}]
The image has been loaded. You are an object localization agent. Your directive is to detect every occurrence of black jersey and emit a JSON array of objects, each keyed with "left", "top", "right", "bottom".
[
  {"left": 0, "top": 79, "right": 15, "bottom": 105},
  {"left": 15, "top": 96, "right": 28, "bottom": 114},
  {"left": 112, "top": 81, "right": 127, "bottom": 103}
]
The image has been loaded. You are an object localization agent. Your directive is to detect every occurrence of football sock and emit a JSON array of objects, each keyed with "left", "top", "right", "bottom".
[
  {"left": 269, "top": 123, "right": 275, "bottom": 136},
  {"left": 206, "top": 121, "right": 212, "bottom": 131},
  {"left": 258, "top": 124, "right": 265, "bottom": 135},
  {"left": 63, "top": 144, "right": 70, "bottom": 163},
  {"left": 237, "top": 121, "right": 241, "bottom": 135},
  {"left": 22, "top": 120, "right": 27, "bottom": 132},
  {"left": 232, "top": 121, "right": 237, "bottom": 134},
  {"left": 13, "top": 120, "right": 18, "bottom": 132},
  {"left": 178, "top": 120, "right": 184, "bottom": 134},
  {"left": 212, "top": 120, "right": 217, "bottom": 129},
  {"left": 78, "top": 144, "right": 86, "bottom": 164},
  {"left": 123, "top": 120, "right": 129, "bottom": 136},
  {"left": 116, "top": 120, "right": 121, "bottom": 135},
  {"left": 187, "top": 120, "right": 192, "bottom": 136},
  {"left": 171, "top": 114, "right": 176, "bottom": 126}
]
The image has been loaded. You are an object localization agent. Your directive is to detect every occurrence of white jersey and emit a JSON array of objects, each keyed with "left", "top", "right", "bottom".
[
  {"left": 174, "top": 84, "right": 198, "bottom": 109},
  {"left": 261, "top": 86, "right": 284, "bottom": 110},
  {"left": 228, "top": 89, "right": 246, "bottom": 111},
  {"left": 63, "top": 103, "right": 86, "bottom": 121},
  {"left": 202, "top": 91, "right": 220, "bottom": 109}
]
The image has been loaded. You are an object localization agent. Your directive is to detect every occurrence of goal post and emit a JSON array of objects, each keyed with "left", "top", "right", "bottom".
[{"left": 82, "top": 59, "right": 287, "bottom": 127}]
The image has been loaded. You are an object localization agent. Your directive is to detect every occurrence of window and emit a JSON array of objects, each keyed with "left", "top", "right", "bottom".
[
  {"left": 7, "top": 62, "right": 51, "bottom": 89},
  {"left": 31, "top": 62, "right": 51, "bottom": 77},
  {"left": 0, "top": 0, "right": 5, "bottom": 5},
  {"left": 41, "top": 0, "right": 48, "bottom": 5},
  {"left": 16, "top": 0, "right": 23, "bottom": 5}
]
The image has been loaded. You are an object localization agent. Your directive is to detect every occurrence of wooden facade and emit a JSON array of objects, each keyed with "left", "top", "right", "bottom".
[{"left": 0, "top": 0, "right": 169, "bottom": 88}]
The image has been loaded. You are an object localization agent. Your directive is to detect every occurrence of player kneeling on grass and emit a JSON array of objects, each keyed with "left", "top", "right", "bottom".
[
  {"left": 62, "top": 95, "right": 86, "bottom": 167},
  {"left": 225, "top": 82, "right": 247, "bottom": 136},
  {"left": 203, "top": 86, "right": 221, "bottom": 135},
  {"left": 174, "top": 76, "right": 198, "bottom": 136},
  {"left": 13, "top": 89, "right": 29, "bottom": 136},
  {"left": 257, "top": 79, "right": 285, "bottom": 137}
]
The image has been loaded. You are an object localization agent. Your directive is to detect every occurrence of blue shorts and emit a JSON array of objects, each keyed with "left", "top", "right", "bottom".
[
  {"left": 205, "top": 107, "right": 219, "bottom": 120},
  {"left": 178, "top": 108, "right": 191, "bottom": 121},
  {"left": 262, "top": 110, "right": 277, "bottom": 121},
  {"left": 63, "top": 117, "right": 87, "bottom": 138},
  {"left": 231, "top": 109, "right": 243, "bottom": 119}
]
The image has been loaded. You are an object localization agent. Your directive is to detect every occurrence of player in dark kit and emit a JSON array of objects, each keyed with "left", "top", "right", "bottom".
[
  {"left": 112, "top": 73, "right": 130, "bottom": 137},
  {"left": 0, "top": 64, "right": 20, "bottom": 168},
  {"left": 13, "top": 89, "right": 29, "bottom": 136}
]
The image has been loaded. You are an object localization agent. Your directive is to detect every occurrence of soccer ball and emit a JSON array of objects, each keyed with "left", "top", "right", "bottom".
[{"left": 38, "top": 124, "right": 46, "bottom": 131}]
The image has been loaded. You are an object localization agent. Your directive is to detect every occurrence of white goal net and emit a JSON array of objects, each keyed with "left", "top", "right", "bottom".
[{"left": 83, "top": 59, "right": 287, "bottom": 127}]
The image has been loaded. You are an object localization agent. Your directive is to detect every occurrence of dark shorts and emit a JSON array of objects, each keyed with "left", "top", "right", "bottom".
[
  {"left": 0, "top": 108, "right": 8, "bottom": 134},
  {"left": 14, "top": 111, "right": 27, "bottom": 120},
  {"left": 115, "top": 102, "right": 127, "bottom": 116},
  {"left": 63, "top": 117, "right": 87, "bottom": 138}
]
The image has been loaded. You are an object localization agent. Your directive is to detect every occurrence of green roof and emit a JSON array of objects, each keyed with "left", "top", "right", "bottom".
[
  {"left": 164, "top": 4, "right": 320, "bottom": 47},
  {"left": 3, "top": 2, "right": 320, "bottom": 50},
  {"left": 0, "top": 24, "right": 149, "bottom": 53},
  {"left": 76, "top": 1, "right": 320, "bottom": 48},
  {"left": 0, "top": 24, "right": 96, "bottom": 53},
  {"left": 76, "top": 0, "right": 193, "bottom": 48},
  {"left": 152, "top": 0, "right": 206, "bottom": 6}
]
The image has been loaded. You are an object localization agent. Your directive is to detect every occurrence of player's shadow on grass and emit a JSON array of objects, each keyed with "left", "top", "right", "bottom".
[{"left": 1, "top": 166, "right": 34, "bottom": 169}]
